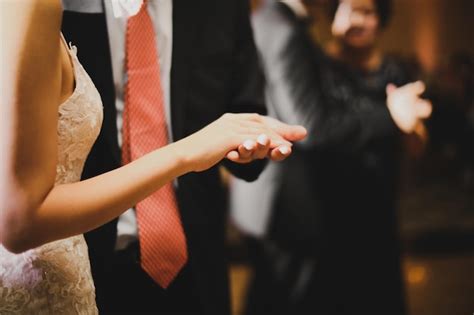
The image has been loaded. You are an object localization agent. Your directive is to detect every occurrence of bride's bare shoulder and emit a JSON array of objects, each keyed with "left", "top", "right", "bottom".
[
  {"left": 0, "top": 0, "right": 63, "bottom": 254},
  {"left": 0, "top": 0, "right": 63, "bottom": 85},
  {"left": 0, "top": 0, "right": 62, "bottom": 46}
]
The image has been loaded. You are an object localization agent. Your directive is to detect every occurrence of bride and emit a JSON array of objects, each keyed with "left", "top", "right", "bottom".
[{"left": 0, "top": 0, "right": 306, "bottom": 313}]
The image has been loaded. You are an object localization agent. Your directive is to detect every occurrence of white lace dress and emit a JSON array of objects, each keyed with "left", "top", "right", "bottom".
[{"left": 0, "top": 40, "right": 103, "bottom": 314}]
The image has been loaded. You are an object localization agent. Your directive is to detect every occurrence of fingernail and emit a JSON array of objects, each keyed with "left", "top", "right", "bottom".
[
  {"left": 279, "top": 146, "right": 290, "bottom": 155},
  {"left": 243, "top": 140, "right": 254, "bottom": 150},
  {"left": 257, "top": 134, "right": 268, "bottom": 145}
]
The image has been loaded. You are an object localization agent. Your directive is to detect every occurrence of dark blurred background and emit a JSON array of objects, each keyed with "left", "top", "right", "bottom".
[{"left": 226, "top": 0, "right": 473, "bottom": 314}]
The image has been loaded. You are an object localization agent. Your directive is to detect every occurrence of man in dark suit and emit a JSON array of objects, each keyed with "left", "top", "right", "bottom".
[
  {"left": 62, "top": 0, "right": 266, "bottom": 314},
  {"left": 235, "top": 1, "right": 430, "bottom": 314}
]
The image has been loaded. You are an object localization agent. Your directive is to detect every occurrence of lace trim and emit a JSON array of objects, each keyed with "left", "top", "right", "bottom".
[{"left": 0, "top": 39, "right": 102, "bottom": 314}]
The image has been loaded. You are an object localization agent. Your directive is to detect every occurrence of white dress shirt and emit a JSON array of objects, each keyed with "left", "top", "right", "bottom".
[
  {"left": 104, "top": 0, "right": 174, "bottom": 250},
  {"left": 230, "top": 0, "right": 307, "bottom": 238}
]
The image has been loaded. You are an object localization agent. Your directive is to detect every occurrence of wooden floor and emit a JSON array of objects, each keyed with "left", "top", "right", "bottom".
[{"left": 229, "top": 253, "right": 474, "bottom": 315}]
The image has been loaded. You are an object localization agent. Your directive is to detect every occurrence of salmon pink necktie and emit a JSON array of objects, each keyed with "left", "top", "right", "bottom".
[{"left": 121, "top": 1, "right": 188, "bottom": 289}]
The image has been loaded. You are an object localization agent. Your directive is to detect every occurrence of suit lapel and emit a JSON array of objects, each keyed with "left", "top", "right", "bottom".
[
  {"left": 171, "top": 1, "right": 213, "bottom": 311},
  {"left": 99, "top": 1, "right": 122, "bottom": 165},
  {"left": 170, "top": 0, "right": 205, "bottom": 141},
  {"left": 62, "top": 4, "right": 121, "bottom": 166}
]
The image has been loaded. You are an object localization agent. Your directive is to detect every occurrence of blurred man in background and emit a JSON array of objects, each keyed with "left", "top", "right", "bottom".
[{"left": 232, "top": 0, "right": 432, "bottom": 314}]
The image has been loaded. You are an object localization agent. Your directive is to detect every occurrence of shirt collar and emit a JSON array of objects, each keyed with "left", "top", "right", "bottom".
[{"left": 110, "top": 0, "right": 144, "bottom": 18}]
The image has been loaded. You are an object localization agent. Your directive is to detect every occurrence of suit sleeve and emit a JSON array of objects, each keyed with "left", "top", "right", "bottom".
[
  {"left": 221, "top": 0, "right": 268, "bottom": 182},
  {"left": 254, "top": 1, "right": 399, "bottom": 153}
]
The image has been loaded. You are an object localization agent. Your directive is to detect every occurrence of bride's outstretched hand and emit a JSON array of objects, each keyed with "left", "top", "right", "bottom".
[
  {"left": 226, "top": 116, "right": 308, "bottom": 163},
  {"left": 177, "top": 113, "right": 307, "bottom": 172}
]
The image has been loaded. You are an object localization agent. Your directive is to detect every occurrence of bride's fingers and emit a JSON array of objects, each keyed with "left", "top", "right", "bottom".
[
  {"left": 262, "top": 117, "right": 307, "bottom": 142},
  {"left": 257, "top": 134, "right": 270, "bottom": 147},
  {"left": 238, "top": 140, "right": 256, "bottom": 159},
  {"left": 226, "top": 150, "right": 240, "bottom": 161},
  {"left": 277, "top": 125, "right": 307, "bottom": 142},
  {"left": 226, "top": 150, "right": 254, "bottom": 164},
  {"left": 226, "top": 137, "right": 292, "bottom": 163},
  {"left": 269, "top": 145, "right": 292, "bottom": 162},
  {"left": 237, "top": 132, "right": 292, "bottom": 149},
  {"left": 252, "top": 134, "right": 271, "bottom": 159},
  {"left": 251, "top": 125, "right": 294, "bottom": 148},
  {"left": 266, "top": 134, "right": 293, "bottom": 149},
  {"left": 236, "top": 116, "right": 307, "bottom": 144}
]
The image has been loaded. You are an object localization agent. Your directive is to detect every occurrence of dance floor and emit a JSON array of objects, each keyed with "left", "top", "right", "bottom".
[{"left": 229, "top": 253, "right": 474, "bottom": 315}]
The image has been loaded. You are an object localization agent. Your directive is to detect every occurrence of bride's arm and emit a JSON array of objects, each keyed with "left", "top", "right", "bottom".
[
  {"left": 0, "top": 0, "right": 307, "bottom": 253},
  {"left": 4, "top": 111, "right": 304, "bottom": 253},
  {"left": 0, "top": 0, "right": 63, "bottom": 250}
]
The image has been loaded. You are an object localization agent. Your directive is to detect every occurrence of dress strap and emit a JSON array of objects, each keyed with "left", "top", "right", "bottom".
[
  {"left": 60, "top": 32, "right": 68, "bottom": 47},
  {"left": 60, "top": 32, "right": 77, "bottom": 55}
]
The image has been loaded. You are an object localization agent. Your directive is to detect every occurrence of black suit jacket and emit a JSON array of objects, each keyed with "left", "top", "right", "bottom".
[
  {"left": 253, "top": 2, "right": 407, "bottom": 255},
  {"left": 62, "top": 1, "right": 265, "bottom": 314}
]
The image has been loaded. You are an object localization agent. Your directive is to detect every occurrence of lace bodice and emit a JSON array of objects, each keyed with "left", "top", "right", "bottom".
[
  {"left": 55, "top": 45, "right": 103, "bottom": 185},
  {"left": 0, "top": 39, "right": 103, "bottom": 314}
]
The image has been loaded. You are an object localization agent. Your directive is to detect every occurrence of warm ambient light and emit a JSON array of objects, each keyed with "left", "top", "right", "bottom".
[
  {"left": 413, "top": 0, "right": 440, "bottom": 72},
  {"left": 407, "top": 265, "right": 427, "bottom": 285}
]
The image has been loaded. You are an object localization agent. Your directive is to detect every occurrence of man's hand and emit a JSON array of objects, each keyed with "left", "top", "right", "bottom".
[
  {"left": 331, "top": 1, "right": 353, "bottom": 37},
  {"left": 386, "top": 81, "right": 432, "bottom": 134}
]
